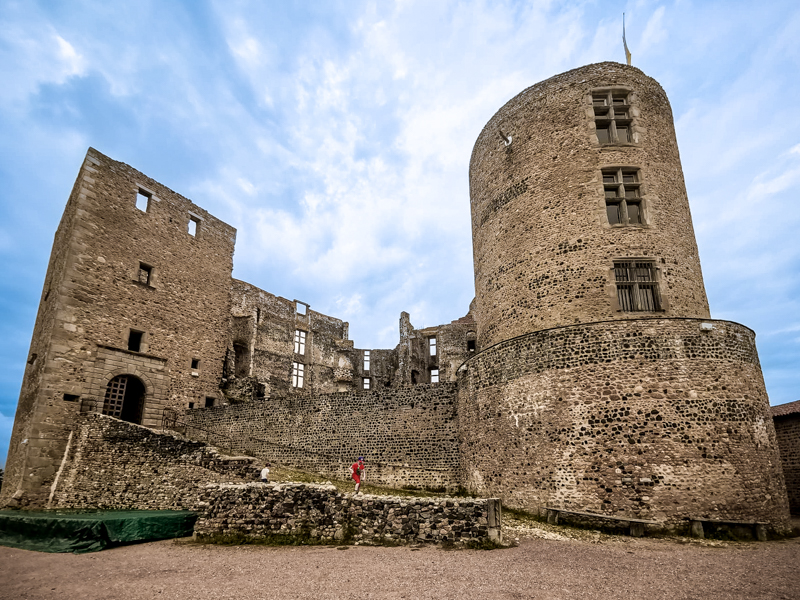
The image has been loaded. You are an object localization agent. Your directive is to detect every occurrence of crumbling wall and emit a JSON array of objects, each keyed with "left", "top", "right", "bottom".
[
  {"left": 194, "top": 483, "right": 501, "bottom": 546},
  {"left": 773, "top": 402, "right": 800, "bottom": 514},
  {"left": 457, "top": 318, "right": 791, "bottom": 532},
  {"left": 184, "top": 384, "right": 460, "bottom": 490},
  {"left": 51, "top": 413, "right": 259, "bottom": 510}
]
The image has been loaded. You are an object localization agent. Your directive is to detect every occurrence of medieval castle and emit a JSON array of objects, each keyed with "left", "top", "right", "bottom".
[{"left": 2, "top": 62, "right": 793, "bottom": 533}]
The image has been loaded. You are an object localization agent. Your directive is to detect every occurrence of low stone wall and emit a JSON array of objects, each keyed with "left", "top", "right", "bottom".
[
  {"left": 193, "top": 483, "right": 501, "bottom": 546},
  {"left": 51, "top": 413, "right": 259, "bottom": 510},
  {"left": 183, "top": 384, "right": 460, "bottom": 490}
]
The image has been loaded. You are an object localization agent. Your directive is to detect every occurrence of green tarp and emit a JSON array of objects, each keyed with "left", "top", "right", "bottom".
[{"left": 0, "top": 509, "right": 197, "bottom": 553}]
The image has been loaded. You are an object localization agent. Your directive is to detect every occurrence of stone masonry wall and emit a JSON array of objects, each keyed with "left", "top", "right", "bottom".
[
  {"left": 52, "top": 413, "right": 259, "bottom": 511},
  {"left": 457, "top": 318, "right": 791, "bottom": 532},
  {"left": 194, "top": 483, "right": 501, "bottom": 546},
  {"left": 470, "top": 62, "right": 710, "bottom": 348},
  {"left": 773, "top": 410, "right": 800, "bottom": 514},
  {"left": 184, "top": 384, "right": 460, "bottom": 490}
]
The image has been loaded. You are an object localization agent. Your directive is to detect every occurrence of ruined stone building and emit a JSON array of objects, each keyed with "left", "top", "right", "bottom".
[{"left": 2, "top": 62, "right": 792, "bottom": 532}]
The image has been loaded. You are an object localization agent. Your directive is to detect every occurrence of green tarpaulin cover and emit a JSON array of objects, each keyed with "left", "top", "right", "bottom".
[{"left": 0, "top": 509, "right": 197, "bottom": 553}]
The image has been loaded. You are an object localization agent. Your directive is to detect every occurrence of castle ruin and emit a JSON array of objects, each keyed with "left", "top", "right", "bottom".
[{"left": 2, "top": 63, "right": 791, "bottom": 533}]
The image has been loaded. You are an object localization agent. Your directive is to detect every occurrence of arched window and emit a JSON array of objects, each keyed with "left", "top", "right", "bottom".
[{"left": 103, "top": 375, "right": 146, "bottom": 424}]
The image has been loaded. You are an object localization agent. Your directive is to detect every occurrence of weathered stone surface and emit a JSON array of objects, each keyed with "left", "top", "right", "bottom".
[{"left": 772, "top": 401, "right": 800, "bottom": 513}]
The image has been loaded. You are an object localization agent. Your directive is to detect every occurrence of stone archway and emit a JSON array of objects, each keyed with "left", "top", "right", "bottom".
[{"left": 102, "top": 374, "right": 146, "bottom": 424}]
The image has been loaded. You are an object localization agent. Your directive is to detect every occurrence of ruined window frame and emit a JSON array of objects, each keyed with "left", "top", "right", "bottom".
[
  {"left": 603, "top": 167, "right": 645, "bottom": 226},
  {"left": 204, "top": 397, "right": 215, "bottom": 408},
  {"left": 429, "top": 337, "right": 437, "bottom": 356},
  {"left": 430, "top": 368, "right": 439, "bottom": 384},
  {"left": 138, "top": 262, "right": 153, "bottom": 286},
  {"left": 613, "top": 261, "right": 662, "bottom": 312},
  {"left": 292, "top": 361, "right": 305, "bottom": 388},
  {"left": 188, "top": 213, "right": 202, "bottom": 237},
  {"left": 363, "top": 377, "right": 370, "bottom": 390},
  {"left": 592, "top": 89, "right": 634, "bottom": 145},
  {"left": 363, "top": 350, "right": 370, "bottom": 372},
  {"left": 294, "top": 330, "right": 306, "bottom": 355},
  {"left": 135, "top": 189, "right": 151, "bottom": 212},
  {"left": 127, "top": 329, "right": 144, "bottom": 352}
]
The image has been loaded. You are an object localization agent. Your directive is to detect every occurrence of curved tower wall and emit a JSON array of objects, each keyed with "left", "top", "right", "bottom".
[
  {"left": 461, "top": 63, "right": 790, "bottom": 531},
  {"left": 469, "top": 62, "right": 709, "bottom": 347}
]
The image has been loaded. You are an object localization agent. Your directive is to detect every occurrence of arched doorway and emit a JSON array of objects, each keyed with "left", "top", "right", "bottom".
[{"left": 102, "top": 375, "right": 146, "bottom": 424}]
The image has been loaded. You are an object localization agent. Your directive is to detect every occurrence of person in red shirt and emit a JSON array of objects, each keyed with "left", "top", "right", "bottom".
[{"left": 350, "top": 457, "right": 366, "bottom": 493}]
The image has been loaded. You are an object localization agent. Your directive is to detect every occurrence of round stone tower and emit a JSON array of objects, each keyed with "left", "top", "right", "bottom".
[
  {"left": 458, "top": 63, "right": 790, "bottom": 532},
  {"left": 470, "top": 62, "right": 709, "bottom": 347}
]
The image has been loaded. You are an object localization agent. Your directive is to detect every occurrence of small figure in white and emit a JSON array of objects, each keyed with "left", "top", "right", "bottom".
[{"left": 260, "top": 463, "right": 271, "bottom": 483}]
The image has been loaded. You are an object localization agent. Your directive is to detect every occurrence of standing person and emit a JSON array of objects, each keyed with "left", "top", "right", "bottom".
[
  {"left": 350, "top": 457, "right": 366, "bottom": 493},
  {"left": 260, "top": 463, "right": 271, "bottom": 483}
]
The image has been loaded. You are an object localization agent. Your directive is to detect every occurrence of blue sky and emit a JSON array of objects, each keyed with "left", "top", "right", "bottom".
[{"left": 1, "top": 0, "right": 799, "bottom": 468}]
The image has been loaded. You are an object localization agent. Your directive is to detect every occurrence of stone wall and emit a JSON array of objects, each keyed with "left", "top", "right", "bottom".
[
  {"left": 772, "top": 401, "right": 800, "bottom": 514},
  {"left": 469, "top": 62, "right": 710, "bottom": 348},
  {"left": 194, "top": 483, "right": 501, "bottom": 546},
  {"left": 184, "top": 384, "right": 460, "bottom": 490},
  {"left": 457, "top": 318, "right": 791, "bottom": 532},
  {"left": 51, "top": 413, "right": 259, "bottom": 510}
]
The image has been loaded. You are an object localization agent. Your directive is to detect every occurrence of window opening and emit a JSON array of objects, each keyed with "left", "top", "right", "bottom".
[
  {"left": 138, "top": 262, "right": 152, "bottom": 285},
  {"left": 28, "top": 353, "right": 37, "bottom": 365},
  {"left": 136, "top": 190, "right": 151, "bottom": 212},
  {"left": 234, "top": 343, "right": 249, "bottom": 378},
  {"left": 188, "top": 216, "right": 199, "bottom": 237},
  {"left": 292, "top": 362, "right": 305, "bottom": 388},
  {"left": 593, "top": 90, "right": 633, "bottom": 145},
  {"left": 411, "top": 370, "right": 419, "bottom": 384},
  {"left": 430, "top": 369, "right": 439, "bottom": 384},
  {"left": 429, "top": 337, "right": 437, "bottom": 356},
  {"left": 103, "top": 374, "right": 145, "bottom": 424},
  {"left": 204, "top": 397, "right": 215, "bottom": 408},
  {"left": 294, "top": 330, "right": 306, "bottom": 355},
  {"left": 603, "top": 168, "right": 642, "bottom": 225},
  {"left": 363, "top": 377, "right": 370, "bottom": 390},
  {"left": 63, "top": 393, "right": 80, "bottom": 402},
  {"left": 364, "top": 350, "right": 370, "bottom": 371},
  {"left": 191, "top": 358, "right": 200, "bottom": 369},
  {"left": 467, "top": 340, "right": 476, "bottom": 352},
  {"left": 296, "top": 301, "right": 307, "bottom": 315},
  {"left": 614, "top": 261, "right": 661, "bottom": 312},
  {"left": 188, "top": 402, "right": 195, "bottom": 409},
  {"left": 128, "top": 330, "right": 144, "bottom": 352}
]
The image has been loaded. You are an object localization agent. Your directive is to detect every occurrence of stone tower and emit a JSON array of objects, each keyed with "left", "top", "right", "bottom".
[{"left": 458, "top": 63, "right": 790, "bottom": 529}]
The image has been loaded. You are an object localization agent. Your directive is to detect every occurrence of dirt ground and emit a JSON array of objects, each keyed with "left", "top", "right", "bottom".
[{"left": 2, "top": 519, "right": 799, "bottom": 600}]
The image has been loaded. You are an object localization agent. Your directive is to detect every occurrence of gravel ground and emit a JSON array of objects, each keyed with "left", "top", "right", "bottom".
[{"left": 2, "top": 520, "right": 799, "bottom": 600}]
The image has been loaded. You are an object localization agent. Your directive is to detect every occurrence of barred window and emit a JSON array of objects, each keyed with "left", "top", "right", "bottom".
[
  {"left": 614, "top": 261, "right": 661, "bottom": 312},
  {"left": 603, "top": 168, "right": 642, "bottom": 225},
  {"left": 593, "top": 90, "right": 633, "bottom": 144},
  {"left": 292, "top": 361, "right": 305, "bottom": 388},
  {"left": 294, "top": 330, "right": 306, "bottom": 355}
]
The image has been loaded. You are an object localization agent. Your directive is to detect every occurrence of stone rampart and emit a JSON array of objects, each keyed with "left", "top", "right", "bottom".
[
  {"left": 193, "top": 483, "right": 501, "bottom": 546},
  {"left": 772, "top": 402, "right": 800, "bottom": 514},
  {"left": 183, "top": 384, "right": 460, "bottom": 490},
  {"left": 457, "top": 318, "right": 791, "bottom": 532},
  {"left": 51, "top": 413, "right": 258, "bottom": 511}
]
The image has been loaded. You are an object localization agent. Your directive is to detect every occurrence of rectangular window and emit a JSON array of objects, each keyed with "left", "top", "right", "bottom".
[
  {"left": 603, "top": 168, "right": 643, "bottom": 225},
  {"left": 63, "top": 393, "right": 80, "bottom": 402},
  {"left": 138, "top": 262, "right": 152, "bottom": 285},
  {"left": 191, "top": 358, "right": 200, "bottom": 369},
  {"left": 292, "top": 362, "right": 305, "bottom": 388},
  {"left": 294, "top": 330, "right": 306, "bottom": 355},
  {"left": 467, "top": 339, "right": 476, "bottom": 352},
  {"left": 363, "top": 377, "right": 370, "bottom": 390},
  {"left": 593, "top": 90, "right": 633, "bottom": 145},
  {"left": 363, "top": 350, "right": 370, "bottom": 371},
  {"left": 136, "top": 190, "right": 151, "bottom": 212},
  {"left": 430, "top": 369, "right": 439, "bottom": 383},
  {"left": 128, "top": 330, "right": 144, "bottom": 352},
  {"left": 204, "top": 397, "right": 215, "bottom": 408},
  {"left": 429, "top": 337, "right": 437, "bottom": 356},
  {"left": 188, "top": 216, "right": 199, "bottom": 236},
  {"left": 614, "top": 261, "right": 661, "bottom": 312},
  {"left": 296, "top": 301, "right": 307, "bottom": 315}
]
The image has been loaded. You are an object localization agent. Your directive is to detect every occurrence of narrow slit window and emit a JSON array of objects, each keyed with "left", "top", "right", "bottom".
[
  {"left": 128, "top": 330, "right": 144, "bottom": 352},
  {"left": 292, "top": 362, "right": 305, "bottom": 388},
  {"left": 136, "top": 190, "right": 151, "bottom": 212},
  {"left": 294, "top": 330, "right": 306, "bottom": 355},
  {"left": 138, "top": 262, "right": 152, "bottom": 285},
  {"left": 430, "top": 369, "right": 439, "bottom": 384},
  {"left": 188, "top": 216, "right": 199, "bottom": 237},
  {"left": 364, "top": 350, "right": 370, "bottom": 371},
  {"left": 429, "top": 337, "right": 437, "bottom": 356}
]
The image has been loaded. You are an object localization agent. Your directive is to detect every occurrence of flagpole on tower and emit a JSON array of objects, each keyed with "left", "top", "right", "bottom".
[{"left": 623, "top": 13, "right": 632, "bottom": 66}]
